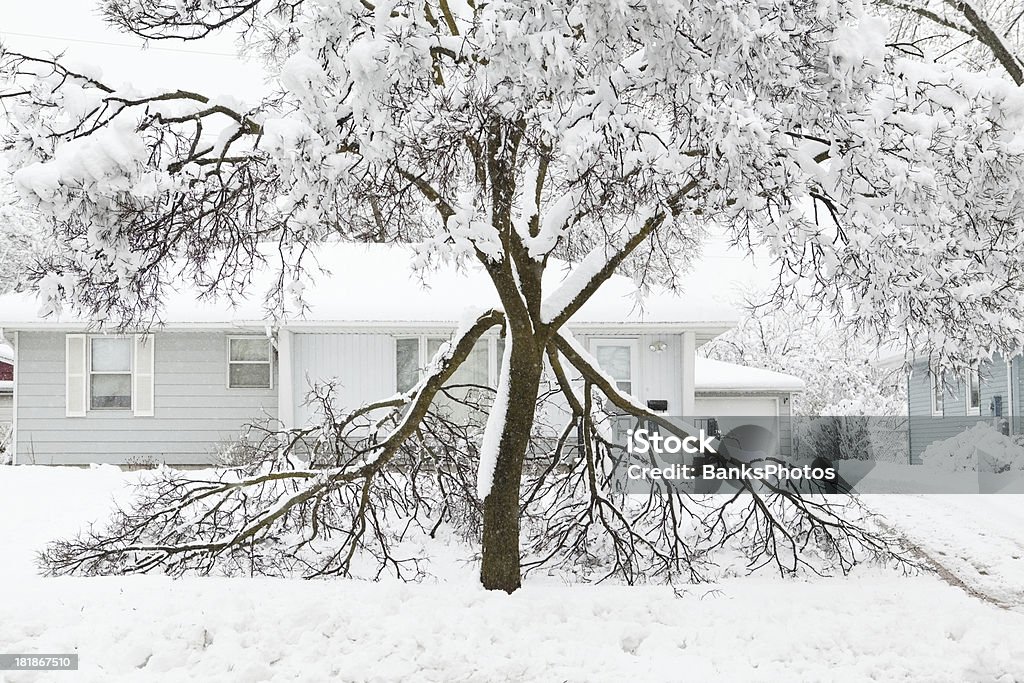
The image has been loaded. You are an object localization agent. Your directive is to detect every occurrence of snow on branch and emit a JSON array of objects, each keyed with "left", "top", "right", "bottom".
[
  {"left": 103, "top": 0, "right": 264, "bottom": 41},
  {"left": 540, "top": 207, "right": 665, "bottom": 326}
]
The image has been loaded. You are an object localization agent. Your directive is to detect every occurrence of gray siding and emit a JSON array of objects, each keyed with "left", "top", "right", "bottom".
[
  {"left": 907, "top": 356, "right": 1012, "bottom": 464},
  {"left": 1015, "top": 357, "right": 1024, "bottom": 436},
  {"left": 14, "top": 330, "right": 277, "bottom": 465}
]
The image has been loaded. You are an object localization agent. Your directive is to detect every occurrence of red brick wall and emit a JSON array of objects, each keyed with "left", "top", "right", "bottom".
[{"left": 0, "top": 361, "right": 12, "bottom": 382}]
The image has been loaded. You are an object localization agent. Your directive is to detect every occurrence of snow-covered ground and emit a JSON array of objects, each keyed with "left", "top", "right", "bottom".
[
  {"left": 1, "top": 467, "right": 1023, "bottom": 682},
  {"left": 866, "top": 494, "right": 1024, "bottom": 609}
]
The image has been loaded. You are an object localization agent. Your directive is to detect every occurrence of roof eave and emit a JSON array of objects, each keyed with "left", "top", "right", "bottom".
[{"left": 0, "top": 319, "right": 739, "bottom": 335}]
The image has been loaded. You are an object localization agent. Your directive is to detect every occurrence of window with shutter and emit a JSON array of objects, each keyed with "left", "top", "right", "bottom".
[
  {"left": 134, "top": 335, "right": 155, "bottom": 416},
  {"left": 65, "top": 334, "right": 87, "bottom": 417}
]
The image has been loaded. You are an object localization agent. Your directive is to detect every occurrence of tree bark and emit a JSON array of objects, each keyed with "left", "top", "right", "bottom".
[{"left": 479, "top": 333, "right": 545, "bottom": 593}]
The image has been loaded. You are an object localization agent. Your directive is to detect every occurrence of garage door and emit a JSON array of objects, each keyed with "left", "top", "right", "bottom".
[{"left": 694, "top": 397, "right": 783, "bottom": 458}]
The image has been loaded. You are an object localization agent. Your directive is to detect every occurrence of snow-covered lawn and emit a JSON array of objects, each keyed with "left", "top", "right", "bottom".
[{"left": 1, "top": 466, "right": 1023, "bottom": 682}]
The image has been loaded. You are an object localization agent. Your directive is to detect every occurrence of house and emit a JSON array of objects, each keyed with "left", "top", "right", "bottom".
[
  {"left": 901, "top": 354, "right": 1022, "bottom": 463},
  {"left": 0, "top": 243, "right": 803, "bottom": 466},
  {"left": 0, "top": 344, "right": 12, "bottom": 426}
]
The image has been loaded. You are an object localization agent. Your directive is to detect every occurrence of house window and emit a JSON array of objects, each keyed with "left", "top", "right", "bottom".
[
  {"left": 592, "top": 339, "right": 638, "bottom": 396},
  {"left": 90, "top": 337, "right": 133, "bottom": 410},
  {"left": 394, "top": 336, "right": 492, "bottom": 392},
  {"left": 228, "top": 338, "right": 273, "bottom": 389},
  {"left": 427, "top": 337, "right": 489, "bottom": 388},
  {"left": 966, "top": 366, "right": 981, "bottom": 415},
  {"left": 931, "top": 370, "right": 944, "bottom": 416},
  {"left": 396, "top": 338, "right": 421, "bottom": 392}
]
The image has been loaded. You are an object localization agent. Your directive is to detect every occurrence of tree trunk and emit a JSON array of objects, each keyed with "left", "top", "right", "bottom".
[{"left": 479, "top": 335, "right": 545, "bottom": 593}]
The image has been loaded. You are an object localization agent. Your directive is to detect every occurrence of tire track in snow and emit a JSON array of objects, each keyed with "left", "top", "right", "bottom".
[{"left": 871, "top": 510, "right": 1021, "bottom": 612}]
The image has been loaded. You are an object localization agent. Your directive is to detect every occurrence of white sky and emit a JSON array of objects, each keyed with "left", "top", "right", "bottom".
[{"left": 0, "top": 0, "right": 268, "bottom": 100}]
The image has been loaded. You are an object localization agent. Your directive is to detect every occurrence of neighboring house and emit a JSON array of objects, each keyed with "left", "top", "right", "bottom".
[
  {"left": 0, "top": 344, "right": 13, "bottom": 426},
  {"left": 0, "top": 244, "right": 802, "bottom": 466},
  {"left": 902, "top": 355, "right": 1022, "bottom": 463}
]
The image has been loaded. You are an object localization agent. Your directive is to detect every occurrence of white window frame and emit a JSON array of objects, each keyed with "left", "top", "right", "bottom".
[
  {"left": 966, "top": 366, "right": 982, "bottom": 416},
  {"left": 930, "top": 370, "right": 945, "bottom": 417},
  {"left": 590, "top": 338, "right": 640, "bottom": 398},
  {"left": 88, "top": 336, "right": 134, "bottom": 412},
  {"left": 226, "top": 336, "right": 274, "bottom": 390},
  {"left": 393, "top": 334, "right": 499, "bottom": 392}
]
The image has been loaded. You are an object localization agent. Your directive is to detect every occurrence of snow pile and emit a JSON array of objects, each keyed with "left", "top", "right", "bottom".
[
  {"left": 920, "top": 422, "right": 1024, "bottom": 473},
  {"left": 837, "top": 459, "right": 1024, "bottom": 494},
  {"left": 4, "top": 575, "right": 1023, "bottom": 682}
]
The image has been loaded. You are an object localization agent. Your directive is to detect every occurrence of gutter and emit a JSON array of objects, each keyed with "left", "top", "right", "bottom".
[{"left": 0, "top": 320, "right": 740, "bottom": 335}]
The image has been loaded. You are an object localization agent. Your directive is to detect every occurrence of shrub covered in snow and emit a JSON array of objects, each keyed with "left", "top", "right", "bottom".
[{"left": 920, "top": 422, "right": 1024, "bottom": 473}]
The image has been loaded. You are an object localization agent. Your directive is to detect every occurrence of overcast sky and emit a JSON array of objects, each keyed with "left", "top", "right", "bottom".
[{"left": 0, "top": 1, "right": 267, "bottom": 100}]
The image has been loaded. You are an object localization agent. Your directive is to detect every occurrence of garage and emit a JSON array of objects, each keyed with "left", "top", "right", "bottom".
[{"left": 694, "top": 396, "right": 779, "bottom": 417}]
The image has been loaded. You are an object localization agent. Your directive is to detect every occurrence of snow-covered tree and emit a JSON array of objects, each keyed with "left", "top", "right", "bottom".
[
  {"left": 0, "top": 180, "right": 42, "bottom": 293},
  {"left": 702, "top": 293, "right": 906, "bottom": 417},
  {"left": 703, "top": 293, "right": 908, "bottom": 461},
  {"left": 877, "top": 0, "right": 1024, "bottom": 85},
  {"left": 4, "top": 0, "right": 1024, "bottom": 591}
]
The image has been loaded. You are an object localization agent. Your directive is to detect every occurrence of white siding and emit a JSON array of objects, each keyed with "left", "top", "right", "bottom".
[
  {"left": 14, "top": 330, "right": 277, "bottom": 465},
  {"left": 575, "top": 333, "right": 684, "bottom": 412},
  {"left": 290, "top": 331, "right": 691, "bottom": 425},
  {"left": 694, "top": 396, "right": 779, "bottom": 417},
  {"left": 694, "top": 394, "right": 794, "bottom": 457},
  {"left": 292, "top": 333, "right": 395, "bottom": 426},
  {"left": 0, "top": 394, "right": 11, "bottom": 424}
]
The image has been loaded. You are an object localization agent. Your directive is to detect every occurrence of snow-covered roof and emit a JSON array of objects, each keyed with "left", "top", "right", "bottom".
[
  {"left": 695, "top": 357, "right": 804, "bottom": 393},
  {"left": 0, "top": 380, "right": 11, "bottom": 394},
  {"left": 0, "top": 242, "right": 764, "bottom": 331},
  {"left": 0, "top": 344, "right": 11, "bottom": 364}
]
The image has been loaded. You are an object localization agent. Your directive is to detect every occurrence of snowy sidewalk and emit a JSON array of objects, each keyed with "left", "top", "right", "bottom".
[{"left": 867, "top": 494, "right": 1024, "bottom": 610}]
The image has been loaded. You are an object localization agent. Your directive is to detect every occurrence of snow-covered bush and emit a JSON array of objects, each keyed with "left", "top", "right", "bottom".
[
  {"left": 212, "top": 438, "right": 264, "bottom": 469},
  {"left": 921, "top": 422, "right": 1024, "bottom": 473}
]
